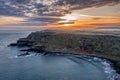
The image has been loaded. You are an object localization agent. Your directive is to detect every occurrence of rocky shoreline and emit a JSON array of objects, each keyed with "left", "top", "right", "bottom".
[{"left": 9, "top": 30, "right": 120, "bottom": 74}]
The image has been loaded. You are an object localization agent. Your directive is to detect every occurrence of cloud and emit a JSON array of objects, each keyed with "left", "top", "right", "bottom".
[
  {"left": 26, "top": 17, "right": 64, "bottom": 23},
  {"left": 0, "top": 16, "right": 65, "bottom": 27},
  {"left": 0, "top": 0, "right": 119, "bottom": 17},
  {"left": 57, "top": 21, "right": 75, "bottom": 25},
  {"left": 98, "top": 26, "right": 120, "bottom": 29},
  {"left": 0, "top": 0, "right": 119, "bottom": 26}
]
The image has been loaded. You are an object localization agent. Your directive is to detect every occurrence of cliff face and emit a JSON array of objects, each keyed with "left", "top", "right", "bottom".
[
  {"left": 10, "top": 30, "right": 120, "bottom": 60},
  {"left": 9, "top": 30, "right": 120, "bottom": 74},
  {"left": 25, "top": 30, "right": 120, "bottom": 58}
]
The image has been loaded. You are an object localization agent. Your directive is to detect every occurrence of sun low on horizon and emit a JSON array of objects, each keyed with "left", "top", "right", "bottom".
[{"left": 0, "top": 0, "right": 120, "bottom": 30}]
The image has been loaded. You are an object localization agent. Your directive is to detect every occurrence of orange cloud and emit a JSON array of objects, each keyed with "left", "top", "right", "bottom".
[
  {"left": 0, "top": 16, "right": 25, "bottom": 25},
  {"left": 57, "top": 16, "right": 120, "bottom": 30}
]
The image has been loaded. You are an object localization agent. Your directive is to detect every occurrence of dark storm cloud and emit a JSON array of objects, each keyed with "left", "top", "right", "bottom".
[{"left": 0, "top": 0, "right": 119, "bottom": 26}]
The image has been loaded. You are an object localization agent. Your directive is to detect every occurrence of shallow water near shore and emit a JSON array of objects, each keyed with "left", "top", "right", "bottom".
[{"left": 0, "top": 30, "right": 119, "bottom": 80}]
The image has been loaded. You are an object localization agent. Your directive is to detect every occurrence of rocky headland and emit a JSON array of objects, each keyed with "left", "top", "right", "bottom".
[{"left": 9, "top": 30, "right": 120, "bottom": 74}]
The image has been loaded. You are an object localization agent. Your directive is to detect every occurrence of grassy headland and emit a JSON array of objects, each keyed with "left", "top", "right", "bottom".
[
  {"left": 26, "top": 30, "right": 120, "bottom": 60},
  {"left": 10, "top": 30, "right": 120, "bottom": 73}
]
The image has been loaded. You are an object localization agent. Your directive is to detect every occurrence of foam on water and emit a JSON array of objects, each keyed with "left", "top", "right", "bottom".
[
  {"left": 93, "top": 57, "right": 120, "bottom": 80},
  {"left": 11, "top": 53, "right": 120, "bottom": 80},
  {"left": 0, "top": 30, "right": 120, "bottom": 80}
]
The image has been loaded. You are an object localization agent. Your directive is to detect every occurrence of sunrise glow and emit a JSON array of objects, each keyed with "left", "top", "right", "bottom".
[{"left": 0, "top": 0, "right": 119, "bottom": 30}]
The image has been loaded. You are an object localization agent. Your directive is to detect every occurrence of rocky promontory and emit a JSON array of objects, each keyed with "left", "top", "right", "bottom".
[{"left": 9, "top": 30, "right": 120, "bottom": 73}]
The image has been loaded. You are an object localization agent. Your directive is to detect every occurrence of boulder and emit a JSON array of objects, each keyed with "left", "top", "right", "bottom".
[{"left": 8, "top": 43, "right": 18, "bottom": 46}]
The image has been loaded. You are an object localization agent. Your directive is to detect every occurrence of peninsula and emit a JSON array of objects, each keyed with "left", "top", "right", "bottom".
[{"left": 9, "top": 30, "right": 120, "bottom": 73}]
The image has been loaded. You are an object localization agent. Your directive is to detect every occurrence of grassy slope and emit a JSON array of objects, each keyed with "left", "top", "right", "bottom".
[{"left": 27, "top": 30, "right": 120, "bottom": 61}]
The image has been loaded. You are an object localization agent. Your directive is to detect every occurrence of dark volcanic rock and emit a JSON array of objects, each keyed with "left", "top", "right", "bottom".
[
  {"left": 9, "top": 38, "right": 34, "bottom": 47},
  {"left": 112, "top": 61, "right": 120, "bottom": 74},
  {"left": 116, "top": 62, "right": 120, "bottom": 74},
  {"left": 18, "top": 52, "right": 30, "bottom": 57},
  {"left": 17, "top": 38, "right": 34, "bottom": 46},
  {"left": 9, "top": 43, "right": 18, "bottom": 46},
  {"left": 21, "top": 45, "right": 45, "bottom": 52}
]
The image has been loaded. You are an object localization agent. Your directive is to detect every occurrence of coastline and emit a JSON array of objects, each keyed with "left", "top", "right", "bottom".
[{"left": 9, "top": 30, "right": 120, "bottom": 74}]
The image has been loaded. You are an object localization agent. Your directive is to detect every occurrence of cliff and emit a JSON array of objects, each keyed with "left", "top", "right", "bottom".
[
  {"left": 9, "top": 30, "right": 120, "bottom": 73},
  {"left": 25, "top": 30, "right": 120, "bottom": 59},
  {"left": 10, "top": 30, "right": 120, "bottom": 58}
]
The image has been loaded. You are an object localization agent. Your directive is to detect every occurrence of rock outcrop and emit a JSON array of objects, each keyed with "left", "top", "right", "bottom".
[
  {"left": 10, "top": 30, "right": 120, "bottom": 57},
  {"left": 9, "top": 38, "right": 34, "bottom": 47},
  {"left": 9, "top": 30, "right": 120, "bottom": 73}
]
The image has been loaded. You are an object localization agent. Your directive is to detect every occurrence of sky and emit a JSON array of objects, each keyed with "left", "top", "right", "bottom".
[{"left": 0, "top": 0, "right": 120, "bottom": 30}]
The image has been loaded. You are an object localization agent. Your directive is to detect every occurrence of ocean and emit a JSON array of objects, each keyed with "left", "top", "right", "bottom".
[{"left": 0, "top": 30, "right": 119, "bottom": 80}]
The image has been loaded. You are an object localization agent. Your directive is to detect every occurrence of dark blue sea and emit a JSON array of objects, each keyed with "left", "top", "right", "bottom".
[{"left": 0, "top": 30, "right": 119, "bottom": 80}]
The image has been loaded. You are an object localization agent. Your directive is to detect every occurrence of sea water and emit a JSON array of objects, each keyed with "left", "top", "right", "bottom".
[{"left": 0, "top": 30, "right": 119, "bottom": 80}]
